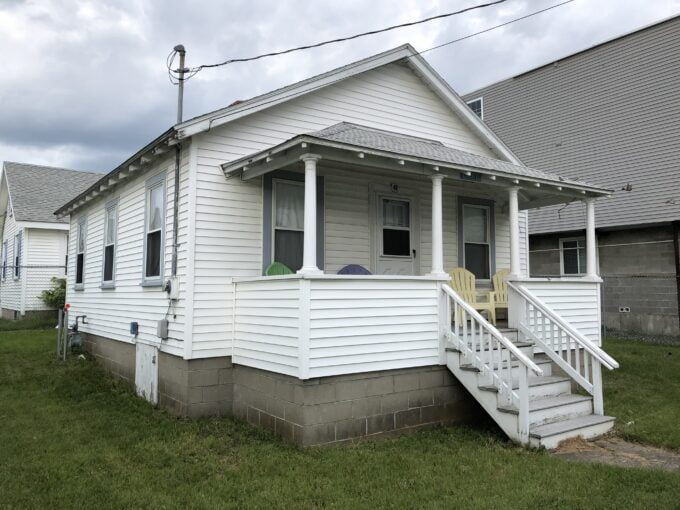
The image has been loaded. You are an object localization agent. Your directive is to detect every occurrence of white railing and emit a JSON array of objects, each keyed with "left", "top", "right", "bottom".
[
  {"left": 441, "top": 284, "right": 542, "bottom": 442},
  {"left": 508, "top": 281, "right": 619, "bottom": 415}
]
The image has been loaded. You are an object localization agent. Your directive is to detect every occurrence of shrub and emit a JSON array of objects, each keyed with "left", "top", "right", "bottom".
[{"left": 41, "top": 277, "right": 66, "bottom": 309}]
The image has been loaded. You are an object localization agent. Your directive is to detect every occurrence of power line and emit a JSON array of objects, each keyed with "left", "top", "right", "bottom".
[
  {"left": 189, "top": 0, "right": 574, "bottom": 127},
  {"left": 168, "top": 0, "right": 508, "bottom": 82}
]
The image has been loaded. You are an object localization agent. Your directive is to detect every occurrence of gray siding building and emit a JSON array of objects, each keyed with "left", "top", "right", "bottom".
[{"left": 464, "top": 15, "right": 680, "bottom": 337}]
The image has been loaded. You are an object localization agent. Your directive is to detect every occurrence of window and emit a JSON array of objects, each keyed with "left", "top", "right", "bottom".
[
  {"left": 75, "top": 217, "right": 86, "bottom": 287},
  {"left": 561, "top": 238, "right": 586, "bottom": 275},
  {"left": 466, "top": 98, "right": 483, "bottom": 119},
  {"left": 462, "top": 204, "right": 491, "bottom": 279},
  {"left": 144, "top": 175, "right": 165, "bottom": 283},
  {"left": 272, "top": 180, "right": 304, "bottom": 272},
  {"left": 13, "top": 232, "right": 21, "bottom": 279},
  {"left": 2, "top": 240, "right": 7, "bottom": 280},
  {"left": 102, "top": 200, "right": 118, "bottom": 286},
  {"left": 381, "top": 198, "right": 411, "bottom": 256}
]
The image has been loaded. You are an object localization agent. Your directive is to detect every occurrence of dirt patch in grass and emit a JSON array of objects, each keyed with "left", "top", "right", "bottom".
[{"left": 554, "top": 437, "right": 680, "bottom": 471}]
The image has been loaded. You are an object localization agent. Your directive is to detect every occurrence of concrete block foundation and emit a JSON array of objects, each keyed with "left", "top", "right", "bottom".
[{"left": 83, "top": 333, "right": 480, "bottom": 446}]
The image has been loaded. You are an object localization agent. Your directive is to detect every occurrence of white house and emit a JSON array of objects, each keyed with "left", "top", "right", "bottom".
[
  {"left": 0, "top": 162, "right": 100, "bottom": 319},
  {"left": 56, "top": 45, "right": 619, "bottom": 448}
]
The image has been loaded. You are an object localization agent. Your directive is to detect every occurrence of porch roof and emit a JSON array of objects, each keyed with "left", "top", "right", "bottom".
[{"left": 221, "top": 122, "right": 612, "bottom": 200}]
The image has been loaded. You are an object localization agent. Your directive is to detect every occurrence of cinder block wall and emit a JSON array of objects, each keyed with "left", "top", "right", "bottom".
[
  {"left": 232, "top": 364, "right": 480, "bottom": 446},
  {"left": 529, "top": 226, "right": 680, "bottom": 337}
]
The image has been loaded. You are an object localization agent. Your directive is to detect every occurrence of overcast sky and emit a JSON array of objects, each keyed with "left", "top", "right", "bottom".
[{"left": 1, "top": 0, "right": 678, "bottom": 172}]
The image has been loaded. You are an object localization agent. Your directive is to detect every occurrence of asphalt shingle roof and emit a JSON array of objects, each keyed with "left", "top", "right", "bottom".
[
  {"left": 307, "top": 123, "right": 602, "bottom": 190},
  {"left": 3, "top": 162, "right": 102, "bottom": 223}
]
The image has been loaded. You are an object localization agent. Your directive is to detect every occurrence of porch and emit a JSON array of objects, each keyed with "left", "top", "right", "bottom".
[{"left": 222, "top": 122, "right": 617, "bottom": 446}]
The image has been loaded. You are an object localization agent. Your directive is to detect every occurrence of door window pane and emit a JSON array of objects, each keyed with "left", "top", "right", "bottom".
[
  {"left": 383, "top": 199, "right": 409, "bottom": 228},
  {"left": 465, "top": 244, "right": 490, "bottom": 279},
  {"left": 274, "top": 230, "right": 303, "bottom": 271},
  {"left": 275, "top": 182, "right": 304, "bottom": 230},
  {"left": 463, "top": 205, "right": 488, "bottom": 243},
  {"left": 383, "top": 229, "right": 410, "bottom": 256}
]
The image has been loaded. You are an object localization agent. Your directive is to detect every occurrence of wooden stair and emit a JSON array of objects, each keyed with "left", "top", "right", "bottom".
[{"left": 446, "top": 329, "right": 615, "bottom": 449}]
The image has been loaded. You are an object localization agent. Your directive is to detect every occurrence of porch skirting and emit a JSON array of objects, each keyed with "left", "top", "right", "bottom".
[{"left": 83, "top": 333, "right": 481, "bottom": 446}]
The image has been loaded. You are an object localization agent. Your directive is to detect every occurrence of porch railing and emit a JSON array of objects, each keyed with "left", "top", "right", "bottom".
[
  {"left": 507, "top": 281, "right": 619, "bottom": 415},
  {"left": 442, "top": 284, "right": 543, "bottom": 442}
]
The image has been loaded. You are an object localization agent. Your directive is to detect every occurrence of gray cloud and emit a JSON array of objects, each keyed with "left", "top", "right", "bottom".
[{"left": 1, "top": 0, "right": 678, "bottom": 172}]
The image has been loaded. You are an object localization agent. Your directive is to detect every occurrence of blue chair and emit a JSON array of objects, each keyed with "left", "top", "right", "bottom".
[{"left": 337, "top": 264, "right": 372, "bottom": 275}]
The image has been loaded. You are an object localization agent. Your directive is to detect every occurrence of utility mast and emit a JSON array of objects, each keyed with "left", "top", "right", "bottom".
[{"left": 173, "top": 44, "right": 187, "bottom": 123}]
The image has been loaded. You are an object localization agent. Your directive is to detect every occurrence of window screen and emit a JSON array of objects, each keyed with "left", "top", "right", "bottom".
[
  {"left": 463, "top": 204, "right": 490, "bottom": 279},
  {"left": 562, "top": 239, "right": 586, "bottom": 274}
]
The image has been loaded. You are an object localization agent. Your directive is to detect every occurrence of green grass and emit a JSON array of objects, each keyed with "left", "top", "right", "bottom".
[
  {"left": 0, "top": 315, "right": 57, "bottom": 331},
  {"left": 602, "top": 337, "right": 680, "bottom": 451},
  {"left": 1, "top": 331, "right": 679, "bottom": 509}
]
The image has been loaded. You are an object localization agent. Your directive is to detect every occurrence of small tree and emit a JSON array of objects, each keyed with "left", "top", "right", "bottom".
[{"left": 41, "top": 277, "right": 66, "bottom": 309}]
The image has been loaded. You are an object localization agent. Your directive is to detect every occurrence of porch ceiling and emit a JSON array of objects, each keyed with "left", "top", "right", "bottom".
[{"left": 221, "top": 122, "right": 612, "bottom": 209}]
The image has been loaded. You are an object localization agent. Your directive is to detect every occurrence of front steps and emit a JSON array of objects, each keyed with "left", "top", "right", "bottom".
[{"left": 446, "top": 330, "right": 615, "bottom": 449}]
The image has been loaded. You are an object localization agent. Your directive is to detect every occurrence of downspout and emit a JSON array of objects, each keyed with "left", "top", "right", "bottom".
[{"left": 672, "top": 221, "right": 680, "bottom": 331}]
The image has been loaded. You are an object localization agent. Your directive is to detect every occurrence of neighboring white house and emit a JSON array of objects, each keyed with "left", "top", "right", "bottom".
[
  {"left": 0, "top": 162, "right": 100, "bottom": 319},
  {"left": 56, "top": 45, "right": 619, "bottom": 448}
]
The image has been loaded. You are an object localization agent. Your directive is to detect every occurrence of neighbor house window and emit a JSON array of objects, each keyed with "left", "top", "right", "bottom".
[
  {"left": 13, "top": 232, "right": 21, "bottom": 279},
  {"left": 144, "top": 174, "right": 165, "bottom": 283},
  {"left": 102, "top": 200, "right": 118, "bottom": 286},
  {"left": 561, "top": 238, "right": 586, "bottom": 275},
  {"left": 75, "top": 217, "right": 86, "bottom": 288},
  {"left": 2, "top": 240, "right": 8, "bottom": 280},
  {"left": 381, "top": 198, "right": 411, "bottom": 256},
  {"left": 272, "top": 179, "right": 304, "bottom": 272},
  {"left": 462, "top": 203, "right": 491, "bottom": 280},
  {"left": 467, "top": 98, "right": 483, "bottom": 119}
]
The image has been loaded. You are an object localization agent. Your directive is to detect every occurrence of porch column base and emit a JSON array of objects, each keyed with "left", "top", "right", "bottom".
[
  {"left": 427, "top": 271, "right": 449, "bottom": 279},
  {"left": 297, "top": 267, "right": 323, "bottom": 276}
]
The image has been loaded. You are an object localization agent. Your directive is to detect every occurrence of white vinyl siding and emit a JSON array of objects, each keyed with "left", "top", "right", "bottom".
[
  {"left": 22, "top": 229, "right": 68, "bottom": 311},
  {"left": 64, "top": 148, "right": 191, "bottom": 358},
  {"left": 0, "top": 201, "right": 21, "bottom": 311}
]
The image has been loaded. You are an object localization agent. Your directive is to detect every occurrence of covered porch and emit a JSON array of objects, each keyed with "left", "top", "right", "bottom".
[{"left": 222, "top": 123, "right": 611, "bottom": 376}]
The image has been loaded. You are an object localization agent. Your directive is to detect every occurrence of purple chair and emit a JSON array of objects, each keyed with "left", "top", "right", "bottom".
[{"left": 337, "top": 264, "right": 372, "bottom": 275}]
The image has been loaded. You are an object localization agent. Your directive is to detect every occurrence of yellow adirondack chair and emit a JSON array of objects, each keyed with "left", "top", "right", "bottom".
[
  {"left": 448, "top": 268, "right": 496, "bottom": 325},
  {"left": 492, "top": 268, "right": 511, "bottom": 312}
]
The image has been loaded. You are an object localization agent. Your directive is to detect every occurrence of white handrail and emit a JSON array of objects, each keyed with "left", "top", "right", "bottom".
[
  {"left": 508, "top": 282, "right": 619, "bottom": 370},
  {"left": 442, "top": 284, "right": 543, "bottom": 376}
]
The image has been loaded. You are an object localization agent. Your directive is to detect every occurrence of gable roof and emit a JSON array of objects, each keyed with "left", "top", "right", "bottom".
[
  {"left": 58, "top": 43, "right": 528, "bottom": 216},
  {"left": 3, "top": 162, "right": 101, "bottom": 224}
]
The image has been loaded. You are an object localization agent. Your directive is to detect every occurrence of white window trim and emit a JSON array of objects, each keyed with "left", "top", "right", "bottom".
[
  {"left": 2, "top": 240, "right": 8, "bottom": 281},
  {"left": 462, "top": 203, "right": 492, "bottom": 280},
  {"left": 141, "top": 172, "right": 166, "bottom": 287},
  {"left": 271, "top": 178, "right": 305, "bottom": 266},
  {"left": 466, "top": 97, "right": 483, "bottom": 119},
  {"left": 75, "top": 216, "right": 87, "bottom": 290},
  {"left": 379, "top": 195, "right": 413, "bottom": 259},
  {"left": 101, "top": 198, "right": 119, "bottom": 288},
  {"left": 13, "top": 232, "right": 21, "bottom": 280},
  {"left": 559, "top": 236, "right": 587, "bottom": 276}
]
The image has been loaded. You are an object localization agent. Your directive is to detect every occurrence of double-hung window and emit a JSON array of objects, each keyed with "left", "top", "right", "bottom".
[
  {"left": 75, "top": 217, "right": 86, "bottom": 288},
  {"left": 102, "top": 200, "right": 118, "bottom": 287},
  {"left": 2, "top": 240, "right": 8, "bottom": 280},
  {"left": 560, "top": 238, "right": 586, "bottom": 275},
  {"left": 272, "top": 180, "right": 304, "bottom": 272},
  {"left": 462, "top": 204, "right": 491, "bottom": 280},
  {"left": 13, "top": 232, "right": 21, "bottom": 279},
  {"left": 144, "top": 175, "right": 165, "bottom": 284}
]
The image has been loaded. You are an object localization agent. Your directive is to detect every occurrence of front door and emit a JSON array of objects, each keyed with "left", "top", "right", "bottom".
[{"left": 375, "top": 195, "right": 417, "bottom": 275}]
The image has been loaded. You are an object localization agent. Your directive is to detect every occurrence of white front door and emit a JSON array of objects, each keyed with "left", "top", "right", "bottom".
[
  {"left": 375, "top": 195, "right": 417, "bottom": 275},
  {"left": 135, "top": 343, "right": 158, "bottom": 405}
]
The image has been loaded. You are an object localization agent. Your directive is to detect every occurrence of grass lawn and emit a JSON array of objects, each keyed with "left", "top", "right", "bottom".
[
  {"left": 602, "top": 338, "right": 680, "bottom": 451},
  {"left": 1, "top": 331, "right": 679, "bottom": 509}
]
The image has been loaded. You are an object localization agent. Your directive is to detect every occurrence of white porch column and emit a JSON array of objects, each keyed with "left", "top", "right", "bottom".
[
  {"left": 429, "top": 173, "right": 447, "bottom": 278},
  {"left": 585, "top": 197, "right": 598, "bottom": 279},
  {"left": 508, "top": 186, "right": 521, "bottom": 278},
  {"left": 298, "top": 154, "right": 323, "bottom": 275}
]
